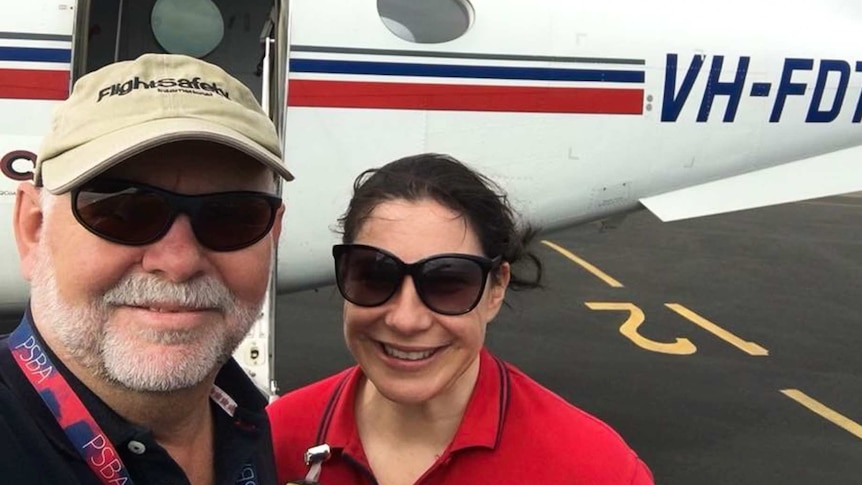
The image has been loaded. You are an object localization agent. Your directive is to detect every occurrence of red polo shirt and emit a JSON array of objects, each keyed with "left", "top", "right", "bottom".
[{"left": 268, "top": 348, "right": 653, "bottom": 484}]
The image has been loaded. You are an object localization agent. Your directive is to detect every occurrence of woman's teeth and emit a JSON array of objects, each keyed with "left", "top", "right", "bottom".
[{"left": 383, "top": 344, "right": 436, "bottom": 361}]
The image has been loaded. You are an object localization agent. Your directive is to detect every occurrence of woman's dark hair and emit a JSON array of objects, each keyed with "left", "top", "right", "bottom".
[{"left": 338, "top": 153, "right": 542, "bottom": 290}]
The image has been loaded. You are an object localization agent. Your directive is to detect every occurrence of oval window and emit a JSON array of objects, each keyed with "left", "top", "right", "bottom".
[
  {"left": 151, "top": 0, "right": 225, "bottom": 58},
  {"left": 377, "top": 0, "right": 473, "bottom": 44}
]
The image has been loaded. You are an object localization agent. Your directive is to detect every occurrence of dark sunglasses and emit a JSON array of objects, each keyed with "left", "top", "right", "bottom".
[
  {"left": 71, "top": 179, "right": 282, "bottom": 252},
  {"left": 333, "top": 244, "right": 502, "bottom": 316}
]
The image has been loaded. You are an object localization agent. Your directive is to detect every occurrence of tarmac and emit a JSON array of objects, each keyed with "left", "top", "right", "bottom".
[
  {"left": 274, "top": 194, "right": 862, "bottom": 485},
  {"left": 3, "top": 194, "right": 860, "bottom": 484}
]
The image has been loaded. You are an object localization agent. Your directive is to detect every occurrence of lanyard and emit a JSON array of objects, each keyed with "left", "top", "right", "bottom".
[{"left": 8, "top": 318, "right": 258, "bottom": 485}]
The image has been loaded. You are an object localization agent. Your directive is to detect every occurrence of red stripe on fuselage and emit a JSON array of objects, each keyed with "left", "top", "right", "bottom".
[
  {"left": 287, "top": 79, "right": 643, "bottom": 114},
  {"left": 0, "top": 68, "right": 69, "bottom": 100}
]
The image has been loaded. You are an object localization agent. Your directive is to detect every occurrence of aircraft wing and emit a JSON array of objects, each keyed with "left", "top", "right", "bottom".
[{"left": 640, "top": 144, "right": 862, "bottom": 221}]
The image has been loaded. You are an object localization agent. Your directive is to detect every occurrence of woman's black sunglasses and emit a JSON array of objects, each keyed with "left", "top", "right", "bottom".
[
  {"left": 71, "top": 179, "right": 282, "bottom": 252},
  {"left": 332, "top": 244, "right": 502, "bottom": 316}
]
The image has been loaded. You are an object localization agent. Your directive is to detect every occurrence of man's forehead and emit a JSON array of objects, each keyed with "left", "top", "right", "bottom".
[{"left": 98, "top": 140, "right": 276, "bottom": 191}]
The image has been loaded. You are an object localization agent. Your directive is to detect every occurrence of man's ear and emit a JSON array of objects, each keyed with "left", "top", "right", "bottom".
[
  {"left": 271, "top": 203, "right": 285, "bottom": 243},
  {"left": 14, "top": 183, "right": 45, "bottom": 281}
]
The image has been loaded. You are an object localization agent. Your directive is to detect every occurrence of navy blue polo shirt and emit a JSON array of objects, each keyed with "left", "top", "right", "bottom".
[{"left": 0, "top": 310, "right": 277, "bottom": 485}]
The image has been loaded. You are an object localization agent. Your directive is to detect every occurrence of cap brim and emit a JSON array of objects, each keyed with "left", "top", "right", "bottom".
[{"left": 40, "top": 117, "right": 294, "bottom": 194}]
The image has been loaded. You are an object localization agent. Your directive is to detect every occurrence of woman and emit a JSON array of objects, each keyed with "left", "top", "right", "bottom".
[{"left": 268, "top": 153, "right": 654, "bottom": 485}]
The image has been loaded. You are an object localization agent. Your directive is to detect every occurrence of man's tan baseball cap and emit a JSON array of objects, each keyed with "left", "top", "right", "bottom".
[{"left": 35, "top": 53, "right": 293, "bottom": 194}]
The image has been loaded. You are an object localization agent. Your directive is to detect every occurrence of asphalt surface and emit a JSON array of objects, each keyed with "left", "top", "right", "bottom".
[
  {"left": 274, "top": 195, "right": 862, "bottom": 485},
  {"left": 3, "top": 195, "right": 860, "bottom": 484}
]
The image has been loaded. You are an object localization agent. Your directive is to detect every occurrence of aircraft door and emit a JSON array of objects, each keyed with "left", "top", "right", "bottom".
[{"left": 72, "top": 0, "right": 278, "bottom": 103}]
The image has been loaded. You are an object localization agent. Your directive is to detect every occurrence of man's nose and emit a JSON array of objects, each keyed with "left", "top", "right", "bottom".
[{"left": 139, "top": 214, "right": 209, "bottom": 282}]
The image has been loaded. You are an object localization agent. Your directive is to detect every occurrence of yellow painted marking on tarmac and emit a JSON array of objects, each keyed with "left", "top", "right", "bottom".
[
  {"left": 541, "top": 240, "right": 624, "bottom": 288},
  {"left": 586, "top": 302, "right": 697, "bottom": 355},
  {"left": 665, "top": 303, "right": 769, "bottom": 356},
  {"left": 781, "top": 389, "right": 862, "bottom": 440}
]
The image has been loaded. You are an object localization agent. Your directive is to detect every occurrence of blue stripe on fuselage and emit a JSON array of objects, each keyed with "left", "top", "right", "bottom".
[
  {"left": 0, "top": 46, "right": 71, "bottom": 63},
  {"left": 290, "top": 59, "right": 644, "bottom": 83}
]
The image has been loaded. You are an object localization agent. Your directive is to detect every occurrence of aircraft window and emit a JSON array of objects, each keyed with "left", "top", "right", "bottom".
[
  {"left": 151, "top": 0, "right": 225, "bottom": 58},
  {"left": 377, "top": 0, "right": 473, "bottom": 44}
]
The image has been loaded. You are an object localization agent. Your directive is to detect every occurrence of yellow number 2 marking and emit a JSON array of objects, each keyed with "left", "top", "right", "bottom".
[{"left": 585, "top": 302, "right": 697, "bottom": 355}]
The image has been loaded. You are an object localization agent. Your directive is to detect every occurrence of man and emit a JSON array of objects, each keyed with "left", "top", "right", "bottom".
[{"left": 0, "top": 53, "right": 293, "bottom": 484}]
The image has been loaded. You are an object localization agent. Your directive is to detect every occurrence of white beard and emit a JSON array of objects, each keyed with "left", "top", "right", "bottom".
[{"left": 29, "top": 242, "right": 263, "bottom": 393}]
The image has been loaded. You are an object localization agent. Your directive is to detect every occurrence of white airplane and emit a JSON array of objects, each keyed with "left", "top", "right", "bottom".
[{"left": 3, "top": 0, "right": 862, "bottom": 393}]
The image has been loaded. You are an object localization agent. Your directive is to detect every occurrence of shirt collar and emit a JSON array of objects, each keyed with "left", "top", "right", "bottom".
[
  {"left": 449, "top": 348, "right": 510, "bottom": 451},
  {"left": 324, "top": 347, "right": 510, "bottom": 453}
]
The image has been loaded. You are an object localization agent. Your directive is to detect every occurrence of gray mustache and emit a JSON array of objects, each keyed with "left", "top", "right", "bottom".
[{"left": 101, "top": 274, "right": 236, "bottom": 312}]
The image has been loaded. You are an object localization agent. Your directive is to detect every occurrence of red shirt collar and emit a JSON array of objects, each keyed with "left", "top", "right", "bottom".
[{"left": 323, "top": 347, "right": 509, "bottom": 457}]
